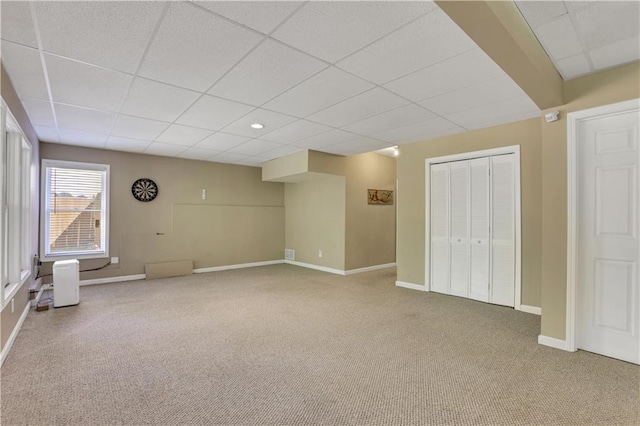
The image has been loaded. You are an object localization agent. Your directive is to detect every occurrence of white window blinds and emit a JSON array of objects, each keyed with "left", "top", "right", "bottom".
[{"left": 42, "top": 160, "right": 109, "bottom": 260}]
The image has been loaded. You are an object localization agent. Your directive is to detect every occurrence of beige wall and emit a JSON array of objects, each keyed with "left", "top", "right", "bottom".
[
  {"left": 1, "top": 64, "right": 40, "bottom": 351},
  {"left": 540, "top": 62, "right": 640, "bottom": 339},
  {"left": 397, "top": 118, "right": 542, "bottom": 307},
  {"left": 344, "top": 153, "right": 397, "bottom": 270},
  {"left": 285, "top": 176, "right": 346, "bottom": 270},
  {"left": 39, "top": 143, "right": 285, "bottom": 281}
]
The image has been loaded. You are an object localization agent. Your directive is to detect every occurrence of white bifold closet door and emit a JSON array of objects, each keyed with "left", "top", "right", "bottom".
[{"left": 429, "top": 154, "right": 515, "bottom": 307}]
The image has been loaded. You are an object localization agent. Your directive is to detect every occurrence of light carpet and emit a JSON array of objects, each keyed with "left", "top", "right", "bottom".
[{"left": 1, "top": 265, "right": 638, "bottom": 425}]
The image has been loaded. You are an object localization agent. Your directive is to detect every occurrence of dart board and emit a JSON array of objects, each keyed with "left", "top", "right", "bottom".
[{"left": 131, "top": 178, "right": 158, "bottom": 202}]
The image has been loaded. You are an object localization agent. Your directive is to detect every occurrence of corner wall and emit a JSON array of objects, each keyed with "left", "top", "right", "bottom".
[
  {"left": 344, "top": 153, "right": 396, "bottom": 270},
  {"left": 39, "top": 143, "right": 285, "bottom": 280},
  {"left": 396, "top": 118, "right": 542, "bottom": 307}
]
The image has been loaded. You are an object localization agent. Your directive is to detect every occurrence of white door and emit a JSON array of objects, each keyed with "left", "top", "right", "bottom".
[
  {"left": 469, "top": 157, "right": 490, "bottom": 302},
  {"left": 449, "top": 160, "right": 470, "bottom": 298},
  {"left": 430, "top": 163, "right": 449, "bottom": 294},
  {"left": 577, "top": 109, "right": 640, "bottom": 364}
]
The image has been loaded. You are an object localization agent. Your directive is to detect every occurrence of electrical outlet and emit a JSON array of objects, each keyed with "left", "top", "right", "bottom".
[
  {"left": 318, "top": 250, "right": 323, "bottom": 258},
  {"left": 11, "top": 298, "right": 14, "bottom": 313},
  {"left": 111, "top": 257, "right": 119, "bottom": 264}
]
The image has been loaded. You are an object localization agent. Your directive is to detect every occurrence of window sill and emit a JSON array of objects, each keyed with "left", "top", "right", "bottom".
[
  {"left": 41, "top": 252, "right": 109, "bottom": 263},
  {"left": 2, "top": 270, "right": 31, "bottom": 310}
]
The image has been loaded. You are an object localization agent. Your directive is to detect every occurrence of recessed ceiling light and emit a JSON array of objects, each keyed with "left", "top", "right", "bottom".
[{"left": 250, "top": 123, "right": 264, "bottom": 129}]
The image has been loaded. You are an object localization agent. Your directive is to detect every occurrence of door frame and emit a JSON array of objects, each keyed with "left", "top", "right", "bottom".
[
  {"left": 424, "top": 145, "right": 522, "bottom": 309},
  {"left": 565, "top": 98, "right": 640, "bottom": 352}
]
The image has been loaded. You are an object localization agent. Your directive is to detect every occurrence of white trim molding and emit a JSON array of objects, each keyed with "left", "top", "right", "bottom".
[
  {"left": 284, "top": 260, "right": 345, "bottom": 275},
  {"left": 424, "top": 145, "right": 522, "bottom": 307},
  {"left": 80, "top": 274, "right": 145, "bottom": 286},
  {"left": 345, "top": 263, "right": 396, "bottom": 275},
  {"left": 395, "top": 281, "right": 427, "bottom": 291},
  {"left": 565, "top": 98, "right": 640, "bottom": 354},
  {"left": 194, "top": 260, "right": 284, "bottom": 274},
  {"left": 1, "top": 301, "right": 30, "bottom": 366},
  {"left": 538, "top": 335, "right": 570, "bottom": 351},
  {"left": 518, "top": 305, "right": 541, "bottom": 315}
]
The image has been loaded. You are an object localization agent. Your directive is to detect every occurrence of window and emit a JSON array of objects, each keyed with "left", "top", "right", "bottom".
[
  {"left": 1, "top": 101, "right": 33, "bottom": 307},
  {"left": 41, "top": 160, "right": 109, "bottom": 261}
]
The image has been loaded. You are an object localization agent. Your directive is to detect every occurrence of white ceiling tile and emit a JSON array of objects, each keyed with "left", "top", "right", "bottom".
[
  {"left": 384, "top": 49, "right": 506, "bottom": 102},
  {"left": 564, "top": 1, "right": 595, "bottom": 13},
  {"left": 259, "top": 120, "right": 332, "bottom": 144},
  {"left": 105, "top": 136, "right": 151, "bottom": 153},
  {"left": 534, "top": 15, "right": 583, "bottom": 60},
  {"left": 589, "top": 36, "right": 640, "bottom": 71},
  {"left": 263, "top": 67, "right": 373, "bottom": 117},
  {"left": 465, "top": 110, "right": 541, "bottom": 131},
  {"left": 55, "top": 104, "right": 116, "bottom": 134},
  {"left": 111, "top": 115, "right": 169, "bottom": 140},
  {"left": 236, "top": 156, "right": 268, "bottom": 167},
  {"left": 323, "top": 137, "right": 391, "bottom": 156},
  {"left": 138, "top": 2, "right": 262, "bottom": 92},
  {"left": 209, "top": 152, "right": 252, "bottom": 164},
  {"left": 373, "top": 117, "right": 462, "bottom": 143},
  {"left": 58, "top": 129, "right": 108, "bottom": 148},
  {"left": 175, "top": 95, "right": 254, "bottom": 131},
  {"left": 418, "top": 76, "right": 526, "bottom": 116},
  {"left": 515, "top": 1, "right": 568, "bottom": 29},
  {"left": 220, "top": 108, "right": 298, "bottom": 138},
  {"left": 1, "top": 1, "right": 38, "bottom": 48},
  {"left": 177, "top": 147, "right": 221, "bottom": 161},
  {"left": 556, "top": 53, "right": 591, "bottom": 80},
  {"left": 21, "top": 98, "right": 55, "bottom": 127},
  {"left": 120, "top": 78, "right": 200, "bottom": 122},
  {"left": 194, "top": 132, "right": 250, "bottom": 151},
  {"left": 342, "top": 104, "right": 435, "bottom": 136},
  {"left": 143, "top": 142, "right": 186, "bottom": 157},
  {"left": 446, "top": 96, "right": 539, "bottom": 128},
  {"left": 155, "top": 124, "right": 213, "bottom": 146},
  {"left": 291, "top": 129, "right": 360, "bottom": 149},
  {"left": 307, "top": 87, "right": 409, "bottom": 128},
  {"left": 228, "top": 139, "right": 284, "bottom": 156},
  {"left": 337, "top": 10, "right": 476, "bottom": 84},
  {"left": 272, "top": 1, "right": 436, "bottom": 63},
  {"left": 208, "top": 39, "right": 326, "bottom": 106},
  {"left": 45, "top": 54, "right": 133, "bottom": 112},
  {"left": 194, "top": 1, "right": 302, "bottom": 35},
  {"left": 1, "top": 42, "right": 49, "bottom": 100},
  {"left": 259, "top": 144, "right": 305, "bottom": 160},
  {"left": 35, "top": 2, "right": 165, "bottom": 73},
  {"left": 33, "top": 126, "right": 59, "bottom": 143},
  {"left": 572, "top": 2, "right": 640, "bottom": 51}
]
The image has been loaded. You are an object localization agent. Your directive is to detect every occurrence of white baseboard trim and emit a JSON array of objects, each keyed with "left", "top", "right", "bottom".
[
  {"left": 395, "top": 281, "right": 427, "bottom": 291},
  {"left": 344, "top": 263, "right": 396, "bottom": 275},
  {"left": 193, "top": 260, "right": 284, "bottom": 274},
  {"left": 518, "top": 304, "right": 542, "bottom": 315},
  {"left": 284, "top": 260, "right": 346, "bottom": 276},
  {"left": 80, "top": 274, "right": 145, "bottom": 286},
  {"left": 538, "top": 335, "right": 571, "bottom": 351},
  {"left": 1, "top": 301, "right": 30, "bottom": 367}
]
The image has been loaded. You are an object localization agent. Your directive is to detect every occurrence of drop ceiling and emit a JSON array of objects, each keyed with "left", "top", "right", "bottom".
[{"left": 0, "top": 1, "right": 633, "bottom": 167}]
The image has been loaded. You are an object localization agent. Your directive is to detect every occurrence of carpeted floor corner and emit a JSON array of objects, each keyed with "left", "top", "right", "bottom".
[{"left": 1, "top": 265, "right": 638, "bottom": 425}]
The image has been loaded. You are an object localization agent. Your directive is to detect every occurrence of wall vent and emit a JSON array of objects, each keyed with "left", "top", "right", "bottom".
[{"left": 284, "top": 249, "right": 295, "bottom": 261}]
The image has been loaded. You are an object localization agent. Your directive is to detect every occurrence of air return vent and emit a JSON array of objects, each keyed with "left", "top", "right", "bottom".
[{"left": 284, "top": 249, "right": 295, "bottom": 261}]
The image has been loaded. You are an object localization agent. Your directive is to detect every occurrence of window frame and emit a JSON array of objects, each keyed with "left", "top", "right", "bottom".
[
  {"left": 1, "top": 100, "right": 33, "bottom": 308},
  {"left": 40, "top": 159, "right": 110, "bottom": 262}
]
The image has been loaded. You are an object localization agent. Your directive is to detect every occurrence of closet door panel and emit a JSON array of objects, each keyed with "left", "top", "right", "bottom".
[
  {"left": 430, "top": 163, "right": 449, "bottom": 294},
  {"left": 469, "top": 157, "right": 490, "bottom": 302},
  {"left": 449, "top": 161, "right": 469, "bottom": 297},
  {"left": 490, "top": 154, "right": 515, "bottom": 307}
]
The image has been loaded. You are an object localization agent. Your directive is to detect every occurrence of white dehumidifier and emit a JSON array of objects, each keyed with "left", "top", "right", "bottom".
[{"left": 53, "top": 259, "right": 80, "bottom": 307}]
